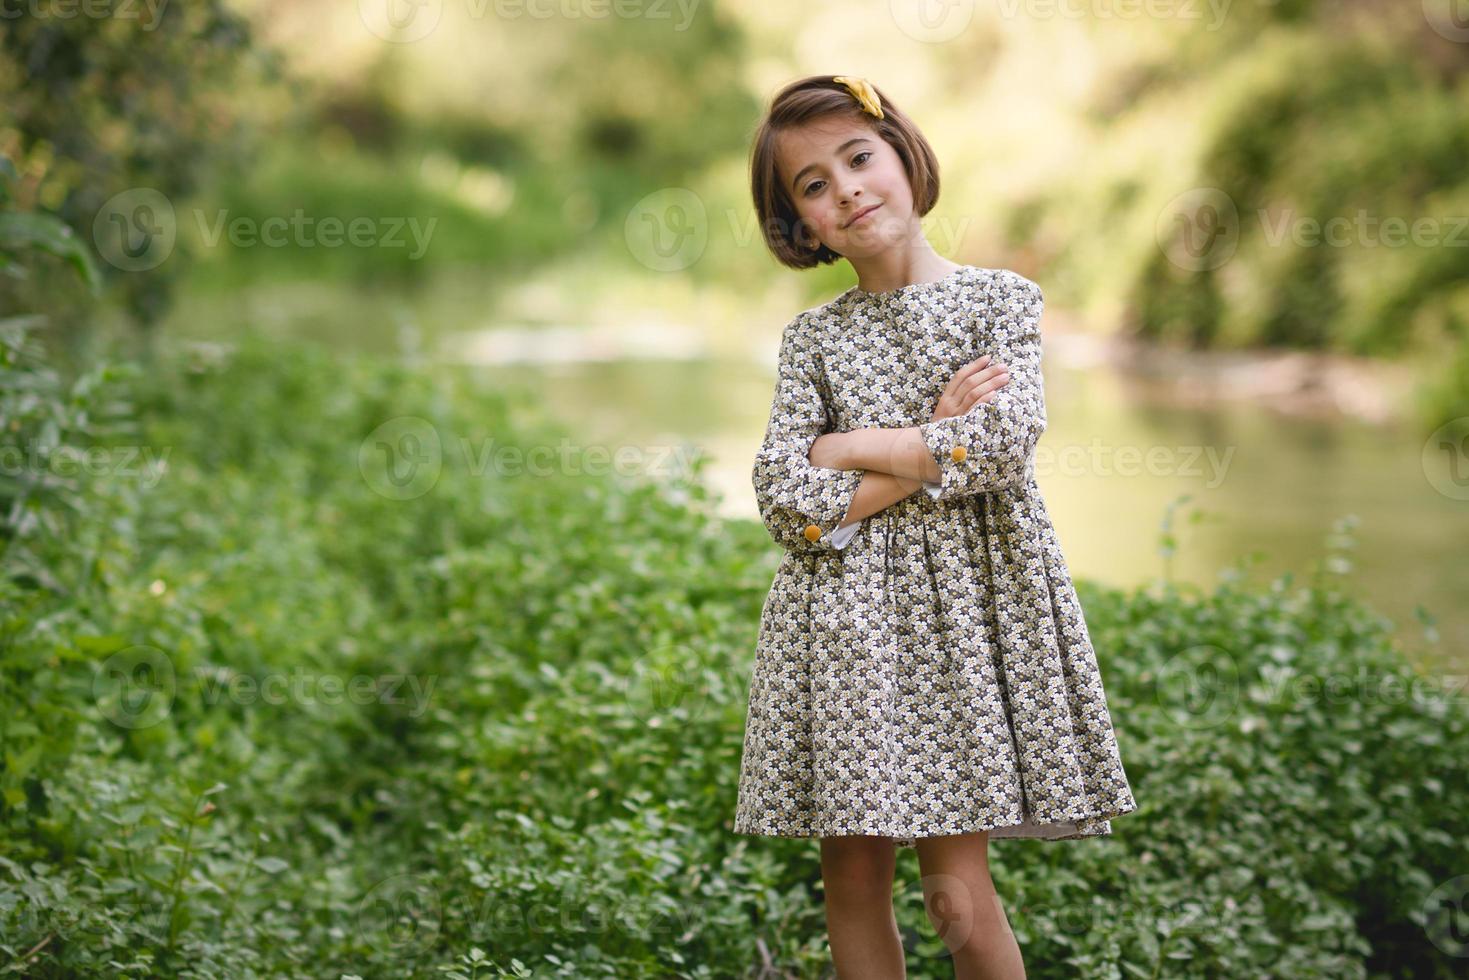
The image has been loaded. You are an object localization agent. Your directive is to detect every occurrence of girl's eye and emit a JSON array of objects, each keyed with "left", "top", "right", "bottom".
[{"left": 802, "top": 152, "right": 872, "bottom": 197}]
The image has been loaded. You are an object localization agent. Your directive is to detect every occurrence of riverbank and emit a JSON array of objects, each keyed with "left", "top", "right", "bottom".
[{"left": 1044, "top": 314, "right": 1418, "bottom": 426}]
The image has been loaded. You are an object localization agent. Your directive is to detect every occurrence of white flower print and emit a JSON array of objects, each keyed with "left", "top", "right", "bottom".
[{"left": 734, "top": 266, "right": 1138, "bottom": 847}]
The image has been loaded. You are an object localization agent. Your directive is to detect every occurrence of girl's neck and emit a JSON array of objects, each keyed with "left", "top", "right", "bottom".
[{"left": 848, "top": 245, "right": 963, "bottom": 296}]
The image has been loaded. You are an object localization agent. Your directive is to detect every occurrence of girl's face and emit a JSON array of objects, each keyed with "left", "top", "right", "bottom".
[{"left": 775, "top": 115, "right": 916, "bottom": 259}]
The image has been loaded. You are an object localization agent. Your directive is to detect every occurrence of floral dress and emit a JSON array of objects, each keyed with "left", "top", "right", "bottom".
[{"left": 733, "top": 265, "right": 1137, "bottom": 848}]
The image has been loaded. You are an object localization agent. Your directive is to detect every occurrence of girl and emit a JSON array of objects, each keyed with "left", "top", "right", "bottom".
[{"left": 732, "top": 75, "right": 1138, "bottom": 979}]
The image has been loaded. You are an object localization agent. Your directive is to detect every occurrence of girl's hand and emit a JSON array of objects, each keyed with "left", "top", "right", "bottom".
[{"left": 931, "top": 354, "right": 1010, "bottom": 423}]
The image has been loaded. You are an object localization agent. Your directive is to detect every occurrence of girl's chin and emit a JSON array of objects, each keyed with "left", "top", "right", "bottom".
[{"left": 839, "top": 227, "right": 903, "bottom": 252}]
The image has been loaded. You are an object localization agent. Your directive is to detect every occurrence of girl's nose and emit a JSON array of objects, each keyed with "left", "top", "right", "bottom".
[{"left": 834, "top": 177, "right": 862, "bottom": 203}]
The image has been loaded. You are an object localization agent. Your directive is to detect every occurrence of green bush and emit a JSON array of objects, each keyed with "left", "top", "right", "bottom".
[
  {"left": 1, "top": 327, "right": 1465, "bottom": 977},
  {"left": 181, "top": 140, "right": 569, "bottom": 293}
]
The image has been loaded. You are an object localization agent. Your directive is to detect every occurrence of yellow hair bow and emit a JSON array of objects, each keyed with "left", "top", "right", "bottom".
[{"left": 832, "top": 75, "right": 885, "bottom": 120}]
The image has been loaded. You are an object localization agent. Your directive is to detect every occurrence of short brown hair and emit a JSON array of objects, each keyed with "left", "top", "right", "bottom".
[{"left": 749, "top": 75, "right": 941, "bottom": 270}]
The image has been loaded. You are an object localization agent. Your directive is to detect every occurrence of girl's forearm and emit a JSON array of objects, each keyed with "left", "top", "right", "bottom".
[
  {"left": 840, "top": 426, "right": 942, "bottom": 483},
  {"left": 836, "top": 469, "right": 928, "bottom": 528}
]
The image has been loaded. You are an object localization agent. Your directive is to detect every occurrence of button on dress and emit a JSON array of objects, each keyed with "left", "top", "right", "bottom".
[{"left": 733, "top": 265, "right": 1137, "bottom": 848}]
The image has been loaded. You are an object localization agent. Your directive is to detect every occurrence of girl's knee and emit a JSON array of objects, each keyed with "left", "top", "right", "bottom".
[{"left": 820, "top": 836, "right": 897, "bottom": 896}]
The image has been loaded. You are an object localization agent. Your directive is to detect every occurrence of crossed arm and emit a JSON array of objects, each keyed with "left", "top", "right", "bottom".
[
  {"left": 752, "top": 272, "right": 1046, "bottom": 556},
  {"left": 816, "top": 426, "right": 942, "bottom": 530}
]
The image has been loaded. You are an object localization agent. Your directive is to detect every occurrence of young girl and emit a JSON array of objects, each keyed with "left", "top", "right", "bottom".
[{"left": 732, "top": 75, "right": 1138, "bottom": 978}]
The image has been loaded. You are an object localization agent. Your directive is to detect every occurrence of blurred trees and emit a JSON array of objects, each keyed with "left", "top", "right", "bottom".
[
  {"left": 3, "top": 0, "right": 1466, "bottom": 423},
  {"left": 0, "top": 2, "right": 288, "bottom": 344},
  {"left": 991, "top": 1, "right": 1469, "bottom": 423},
  {"left": 218, "top": 0, "right": 757, "bottom": 286}
]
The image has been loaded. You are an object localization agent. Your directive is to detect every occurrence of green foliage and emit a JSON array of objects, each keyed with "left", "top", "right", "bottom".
[
  {"left": 0, "top": 149, "right": 120, "bottom": 589},
  {"left": 0, "top": 4, "right": 284, "bottom": 327},
  {"left": 170, "top": 0, "right": 759, "bottom": 293},
  {"left": 0, "top": 151, "right": 99, "bottom": 294},
  {"left": 0, "top": 150, "right": 99, "bottom": 292},
  {"left": 1, "top": 326, "right": 1466, "bottom": 976},
  {"left": 1164, "top": 33, "right": 1469, "bottom": 358},
  {"left": 1025, "top": 10, "right": 1469, "bottom": 428},
  {"left": 181, "top": 140, "right": 568, "bottom": 292}
]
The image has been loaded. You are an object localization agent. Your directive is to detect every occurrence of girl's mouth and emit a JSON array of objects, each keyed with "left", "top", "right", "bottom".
[{"left": 844, "top": 204, "right": 881, "bottom": 228}]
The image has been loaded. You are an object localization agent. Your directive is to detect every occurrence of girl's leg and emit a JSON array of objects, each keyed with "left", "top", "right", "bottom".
[
  {"left": 912, "top": 830, "right": 1026, "bottom": 980},
  {"left": 819, "top": 835, "right": 905, "bottom": 979}
]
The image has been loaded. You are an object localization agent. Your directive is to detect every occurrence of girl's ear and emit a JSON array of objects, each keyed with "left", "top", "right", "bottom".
[{"left": 794, "top": 219, "right": 818, "bottom": 251}]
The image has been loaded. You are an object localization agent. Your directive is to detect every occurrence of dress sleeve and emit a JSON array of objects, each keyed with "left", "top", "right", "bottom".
[
  {"left": 751, "top": 314, "right": 866, "bottom": 555},
  {"left": 916, "top": 271, "right": 1047, "bottom": 501}
]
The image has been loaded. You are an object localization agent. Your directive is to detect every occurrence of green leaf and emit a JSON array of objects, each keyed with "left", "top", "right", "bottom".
[
  {"left": 4, "top": 742, "right": 43, "bottom": 779},
  {"left": 74, "top": 634, "right": 128, "bottom": 655},
  {"left": 0, "top": 211, "right": 102, "bottom": 293}
]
